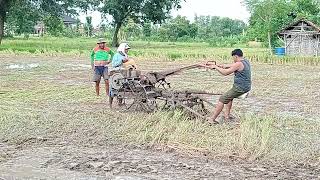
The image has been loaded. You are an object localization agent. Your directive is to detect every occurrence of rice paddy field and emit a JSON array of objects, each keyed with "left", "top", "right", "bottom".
[{"left": 0, "top": 37, "right": 319, "bottom": 179}]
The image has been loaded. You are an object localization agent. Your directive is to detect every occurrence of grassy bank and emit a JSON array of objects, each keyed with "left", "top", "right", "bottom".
[
  {"left": 1, "top": 106, "right": 319, "bottom": 164},
  {"left": 120, "top": 111, "right": 320, "bottom": 163}
]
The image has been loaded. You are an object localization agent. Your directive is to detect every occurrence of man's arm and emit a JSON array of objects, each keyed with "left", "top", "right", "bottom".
[
  {"left": 201, "top": 62, "right": 241, "bottom": 76},
  {"left": 123, "top": 57, "right": 129, "bottom": 63},
  {"left": 90, "top": 50, "right": 95, "bottom": 69},
  {"left": 108, "top": 49, "right": 115, "bottom": 60},
  {"left": 218, "top": 63, "right": 233, "bottom": 69},
  {"left": 215, "top": 62, "right": 242, "bottom": 76}
]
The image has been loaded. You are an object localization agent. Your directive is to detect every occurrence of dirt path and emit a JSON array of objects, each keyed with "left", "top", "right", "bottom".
[{"left": 1, "top": 140, "right": 319, "bottom": 180}]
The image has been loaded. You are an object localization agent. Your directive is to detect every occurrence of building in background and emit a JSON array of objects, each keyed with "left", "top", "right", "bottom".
[
  {"left": 62, "top": 15, "right": 77, "bottom": 28},
  {"left": 278, "top": 19, "right": 320, "bottom": 56},
  {"left": 34, "top": 15, "right": 78, "bottom": 36}
]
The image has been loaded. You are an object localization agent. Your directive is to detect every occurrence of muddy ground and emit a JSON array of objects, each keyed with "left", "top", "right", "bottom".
[
  {"left": 1, "top": 139, "right": 319, "bottom": 180},
  {"left": 0, "top": 55, "right": 320, "bottom": 179}
]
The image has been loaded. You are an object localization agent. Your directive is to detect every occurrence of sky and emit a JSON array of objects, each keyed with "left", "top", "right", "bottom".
[{"left": 79, "top": 0, "right": 250, "bottom": 27}]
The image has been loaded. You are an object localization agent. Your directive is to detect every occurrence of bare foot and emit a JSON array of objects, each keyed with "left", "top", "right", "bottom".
[
  {"left": 207, "top": 118, "right": 219, "bottom": 125},
  {"left": 223, "top": 114, "right": 237, "bottom": 121},
  {"left": 225, "top": 115, "right": 238, "bottom": 122}
]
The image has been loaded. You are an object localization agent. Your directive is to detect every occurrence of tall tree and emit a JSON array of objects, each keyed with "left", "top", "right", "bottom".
[
  {"left": 291, "top": 0, "right": 320, "bottom": 24},
  {"left": 0, "top": 0, "right": 13, "bottom": 44},
  {"left": 0, "top": 0, "right": 98, "bottom": 44},
  {"left": 244, "top": 0, "right": 292, "bottom": 53},
  {"left": 124, "top": 19, "right": 142, "bottom": 40},
  {"left": 6, "top": 0, "right": 41, "bottom": 37},
  {"left": 84, "top": 16, "right": 93, "bottom": 37},
  {"left": 160, "top": 16, "right": 198, "bottom": 41},
  {"left": 102, "top": 0, "right": 183, "bottom": 47},
  {"left": 194, "top": 15, "right": 246, "bottom": 39},
  {"left": 142, "top": 21, "right": 152, "bottom": 38},
  {"left": 43, "top": 15, "right": 65, "bottom": 36}
]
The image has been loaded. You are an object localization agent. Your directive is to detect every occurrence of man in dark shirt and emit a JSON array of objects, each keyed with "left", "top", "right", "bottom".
[{"left": 203, "top": 49, "right": 251, "bottom": 124}]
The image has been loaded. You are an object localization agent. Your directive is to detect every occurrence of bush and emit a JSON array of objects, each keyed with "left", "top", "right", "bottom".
[
  {"left": 63, "top": 28, "right": 81, "bottom": 38},
  {"left": 208, "top": 35, "right": 249, "bottom": 47},
  {"left": 43, "top": 16, "right": 65, "bottom": 37}
]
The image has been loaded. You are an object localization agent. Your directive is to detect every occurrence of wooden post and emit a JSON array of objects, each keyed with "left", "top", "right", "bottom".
[
  {"left": 268, "top": 31, "right": 272, "bottom": 55},
  {"left": 284, "top": 34, "right": 287, "bottom": 55},
  {"left": 316, "top": 34, "right": 320, "bottom": 57},
  {"left": 299, "top": 35, "right": 302, "bottom": 55},
  {"left": 0, "top": 13, "right": 5, "bottom": 45}
]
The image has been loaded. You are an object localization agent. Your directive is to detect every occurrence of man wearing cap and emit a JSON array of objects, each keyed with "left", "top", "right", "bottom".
[{"left": 90, "top": 38, "right": 114, "bottom": 96}]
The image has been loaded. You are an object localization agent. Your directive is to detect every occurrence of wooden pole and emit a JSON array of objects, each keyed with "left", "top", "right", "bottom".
[
  {"left": 316, "top": 35, "right": 320, "bottom": 57},
  {"left": 268, "top": 31, "right": 272, "bottom": 55},
  {"left": 284, "top": 34, "right": 287, "bottom": 55},
  {"left": 299, "top": 35, "right": 302, "bottom": 55}
]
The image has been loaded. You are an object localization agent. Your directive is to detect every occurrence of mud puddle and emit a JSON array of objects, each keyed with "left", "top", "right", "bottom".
[
  {"left": 5, "top": 63, "right": 39, "bottom": 70},
  {"left": 0, "top": 141, "right": 319, "bottom": 180}
]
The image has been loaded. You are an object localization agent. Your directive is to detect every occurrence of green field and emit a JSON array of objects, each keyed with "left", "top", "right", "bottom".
[
  {"left": 0, "top": 38, "right": 320, "bottom": 177},
  {"left": 2, "top": 36, "right": 320, "bottom": 65}
]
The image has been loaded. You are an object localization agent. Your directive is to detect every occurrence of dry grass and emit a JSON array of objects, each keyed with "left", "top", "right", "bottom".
[
  {"left": 119, "top": 111, "right": 320, "bottom": 163},
  {"left": 0, "top": 52, "right": 320, "bottom": 165}
]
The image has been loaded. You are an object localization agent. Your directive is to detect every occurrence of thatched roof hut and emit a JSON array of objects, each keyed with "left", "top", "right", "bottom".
[{"left": 278, "top": 19, "right": 320, "bottom": 56}]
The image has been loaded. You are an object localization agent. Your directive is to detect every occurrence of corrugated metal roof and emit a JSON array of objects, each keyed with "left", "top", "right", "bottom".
[{"left": 62, "top": 15, "right": 77, "bottom": 24}]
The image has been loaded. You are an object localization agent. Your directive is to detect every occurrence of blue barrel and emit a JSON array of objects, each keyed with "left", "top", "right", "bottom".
[{"left": 275, "top": 47, "right": 285, "bottom": 56}]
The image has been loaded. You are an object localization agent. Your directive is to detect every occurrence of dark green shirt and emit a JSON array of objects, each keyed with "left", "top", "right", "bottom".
[{"left": 234, "top": 59, "right": 251, "bottom": 92}]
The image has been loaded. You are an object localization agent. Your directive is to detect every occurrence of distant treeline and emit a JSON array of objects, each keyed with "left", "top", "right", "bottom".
[
  {"left": 4, "top": 15, "right": 248, "bottom": 47},
  {"left": 3, "top": 0, "right": 320, "bottom": 48},
  {"left": 115, "top": 15, "right": 248, "bottom": 45}
]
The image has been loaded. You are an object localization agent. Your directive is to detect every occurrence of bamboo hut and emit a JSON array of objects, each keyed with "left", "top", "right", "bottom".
[{"left": 278, "top": 19, "right": 320, "bottom": 56}]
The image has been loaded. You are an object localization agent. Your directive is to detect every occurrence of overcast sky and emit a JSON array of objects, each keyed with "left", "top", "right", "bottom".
[{"left": 79, "top": 0, "right": 250, "bottom": 27}]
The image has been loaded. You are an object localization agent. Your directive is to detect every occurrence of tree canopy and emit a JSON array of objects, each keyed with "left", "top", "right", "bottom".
[
  {"left": 194, "top": 15, "right": 246, "bottom": 39},
  {"left": 102, "top": 0, "right": 183, "bottom": 46},
  {"left": 0, "top": 0, "right": 98, "bottom": 44},
  {"left": 2, "top": 0, "right": 320, "bottom": 49},
  {"left": 158, "top": 16, "right": 198, "bottom": 41}
]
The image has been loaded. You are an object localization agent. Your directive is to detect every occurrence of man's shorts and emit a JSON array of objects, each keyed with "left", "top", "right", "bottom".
[
  {"left": 93, "top": 66, "right": 109, "bottom": 82},
  {"left": 219, "top": 85, "right": 247, "bottom": 104}
]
